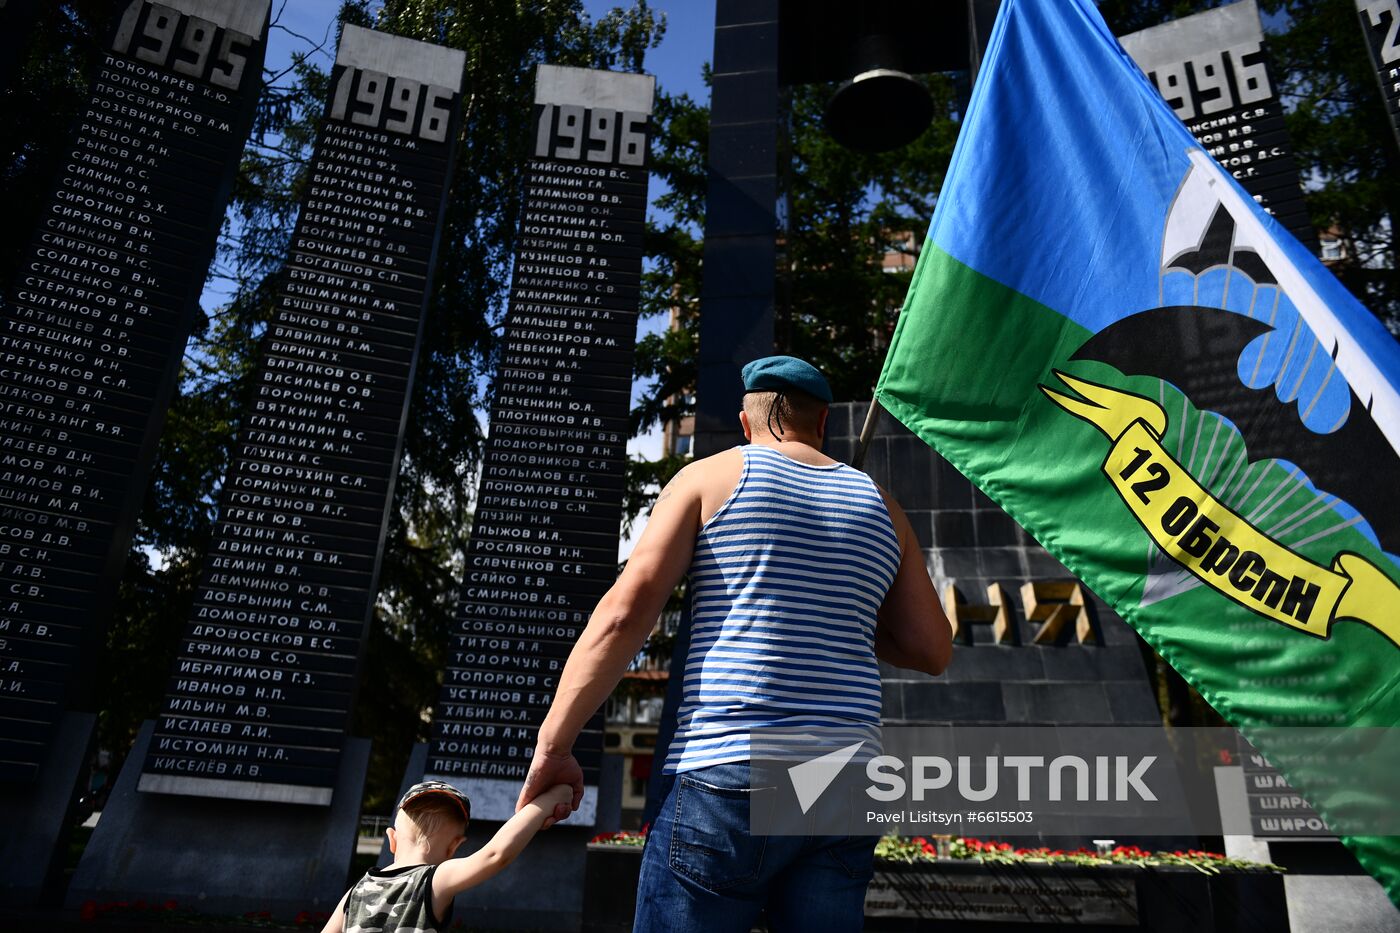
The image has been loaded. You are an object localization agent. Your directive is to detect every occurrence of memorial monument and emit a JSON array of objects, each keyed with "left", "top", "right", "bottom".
[
  {"left": 0, "top": 0, "right": 269, "bottom": 905},
  {"left": 1120, "top": 0, "right": 1319, "bottom": 251},
  {"left": 67, "top": 22, "right": 466, "bottom": 917},
  {"left": 392, "top": 62, "right": 654, "bottom": 932},
  {"left": 1357, "top": 0, "right": 1400, "bottom": 151}
]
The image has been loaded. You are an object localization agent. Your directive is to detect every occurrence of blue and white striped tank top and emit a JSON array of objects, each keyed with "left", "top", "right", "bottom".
[{"left": 663, "top": 444, "right": 902, "bottom": 774}]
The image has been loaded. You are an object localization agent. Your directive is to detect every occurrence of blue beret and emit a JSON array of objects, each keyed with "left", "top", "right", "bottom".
[{"left": 741, "top": 355, "right": 832, "bottom": 403}]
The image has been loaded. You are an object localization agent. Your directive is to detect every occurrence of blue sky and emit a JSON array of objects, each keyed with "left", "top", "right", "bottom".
[
  {"left": 585, "top": 0, "right": 714, "bottom": 99},
  {"left": 261, "top": 1, "right": 713, "bottom": 102}
]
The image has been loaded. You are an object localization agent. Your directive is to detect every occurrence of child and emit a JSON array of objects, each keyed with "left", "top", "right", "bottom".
[{"left": 320, "top": 779, "right": 574, "bottom": 933}]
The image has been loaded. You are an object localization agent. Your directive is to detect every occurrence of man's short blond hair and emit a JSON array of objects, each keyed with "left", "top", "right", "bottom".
[
  {"left": 399, "top": 795, "right": 467, "bottom": 843},
  {"left": 743, "top": 388, "right": 827, "bottom": 438}
]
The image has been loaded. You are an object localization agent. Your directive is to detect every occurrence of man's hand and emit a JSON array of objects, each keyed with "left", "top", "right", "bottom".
[{"left": 516, "top": 747, "right": 583, "bottom": 827}]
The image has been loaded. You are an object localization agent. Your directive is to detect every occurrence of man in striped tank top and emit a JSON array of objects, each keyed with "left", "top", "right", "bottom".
[{"left": 517, "top": 356, "right": 953, "bottom": 931}]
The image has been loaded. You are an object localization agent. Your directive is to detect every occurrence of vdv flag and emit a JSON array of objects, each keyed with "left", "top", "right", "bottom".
[{"left": 877, "top": 0, "right": 1400, "bottom": 900}]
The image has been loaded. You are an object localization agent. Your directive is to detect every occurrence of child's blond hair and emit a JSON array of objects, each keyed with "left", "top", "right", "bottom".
[{"left": 400, "top": 795, "right": 467, "bottom": 844}]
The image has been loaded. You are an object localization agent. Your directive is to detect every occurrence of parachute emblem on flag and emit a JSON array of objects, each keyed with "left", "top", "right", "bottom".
[{"left": 1042, "top": 151, "right": 1400, "bottom": 647}]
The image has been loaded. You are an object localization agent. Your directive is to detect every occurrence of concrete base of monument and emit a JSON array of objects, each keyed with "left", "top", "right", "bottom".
[
  {"left": 0, "top": 711, "right": 97, "bottom": 906},
  {"left": 385, "top": 744, "right": 625, "bottom": 931},
  {"left": 1284, "top": 874, "right": 1398, "bottom": 933},
  {"left": 1229, "top": 838, "right": 1399, "bottom": 933},
  {"left": 135, "top": 772, "right": 334, "bottom": 805},
  {"left": 66, "top": 720, "right": 370, "bottom": 919}
]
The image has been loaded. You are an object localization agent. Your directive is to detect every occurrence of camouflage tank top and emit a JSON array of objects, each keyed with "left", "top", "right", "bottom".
[{"left": 344, "top": 864, "right": 449, "bottom": 933}]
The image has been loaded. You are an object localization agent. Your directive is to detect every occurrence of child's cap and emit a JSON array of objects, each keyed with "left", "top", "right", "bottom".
[{"left": 397, "top": 780, "right": 471, "bottom": 824}]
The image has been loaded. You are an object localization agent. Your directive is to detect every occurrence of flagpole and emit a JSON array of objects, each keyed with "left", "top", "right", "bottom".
[{"left": 851, "top": 397, "right": 883, "bottom": 469}]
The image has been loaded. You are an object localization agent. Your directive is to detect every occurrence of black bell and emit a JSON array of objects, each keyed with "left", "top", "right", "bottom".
[{"left": 823, "top": 31, "right": 935, "bottom": 153}]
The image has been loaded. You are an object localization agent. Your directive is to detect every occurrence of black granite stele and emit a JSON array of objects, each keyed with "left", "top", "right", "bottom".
[
  {"left": 421, "top": 64, "right": 655, "bottom": 827},
  {"left": 132, "top": 23, "right": 465, "bottom": 806},
  {"left": 1357, "top": 0, "right": 1400, "bottom": 153},
  {"left": 1121, "top": 0, "right": 1319, "bottom": 251},
  {"left": 689, "top": 1, "right": 781, "bottom": 459},
  {"left": 0, "top": 0, "right": 269, "bottom": 785},
  {"left": 67, "top": 23, "right": 465, "bottom": 919},
  {"left": 1236, "top": 735, "right": 1330, "bottom": 838},
  {"left": 0, "top": 0, "right": 269, "bottom": 907},
  {"left": 387, "top": 64, "right": 653, "bottom": 933}
]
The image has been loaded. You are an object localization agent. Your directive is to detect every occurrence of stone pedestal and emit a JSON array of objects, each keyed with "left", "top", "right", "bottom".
[
  {"left": 580, "top": 844, "right": 1292, "bottom": 932},
  {"left": 67, "top": 721, "right": 369, "bottom": 919},
  {"left": 0, "top": 711, "right": 96, "bottom": 906},
  {"left": 1284, "top": 874, "right": 1397, "bottom": 933},
  {"left": 1219, "top": 765, "right": 1397, "bottom": 931}
]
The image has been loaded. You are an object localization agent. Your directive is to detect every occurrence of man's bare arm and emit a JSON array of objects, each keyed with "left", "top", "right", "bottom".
[
  {"left": 874, "top": 489, "right": 953, "bottom": 675},
  {"left": 515, "top": 464, "right": 704, "bottom": 815}
]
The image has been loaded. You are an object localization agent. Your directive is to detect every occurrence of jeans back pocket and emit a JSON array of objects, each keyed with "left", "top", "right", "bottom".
[{"left": 668, "top": 774, "right": 773, "bottom": 894}]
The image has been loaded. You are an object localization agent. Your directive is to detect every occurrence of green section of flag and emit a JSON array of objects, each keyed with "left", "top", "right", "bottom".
[{"left": 877, "top": 244, "right": 1400, "bottom": 900}]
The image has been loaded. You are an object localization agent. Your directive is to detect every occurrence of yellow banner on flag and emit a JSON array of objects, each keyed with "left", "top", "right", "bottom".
[{"left": 1042, "top": 371, "right": 1400, "bottom": 647}]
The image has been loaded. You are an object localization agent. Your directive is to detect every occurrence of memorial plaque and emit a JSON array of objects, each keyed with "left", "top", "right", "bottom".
[
  {"left": 138, "top": 24, "right": 465, "bottom": 805},
  {"left": 1121, "top": 0, "right": 1320, "bottom": 250},
  {"left": 1357, "top": 0, "right": 1400, "bottom": 152},
  {"left": 1237, "top": 735, "right": 1333, "bottom": 838},
  {"left": 423, "top": 64, "right": 654, "bottom": 823},
  {"left": 0, "top": 0, "right": 269, "bottom": 783}
]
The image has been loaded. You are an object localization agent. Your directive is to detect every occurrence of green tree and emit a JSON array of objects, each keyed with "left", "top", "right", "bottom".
[
  {"left": 1258, "top": 0, "right": 1400, "bottom": 330},
  {"left": 0, "top": 2, "right": 116, "bottom": 285},
  {"left": 780, "top": 78, "right": 963, "bottom": 401},
  {"left": 1097, "top": 0, "right": 1400, "bottom": 330}
]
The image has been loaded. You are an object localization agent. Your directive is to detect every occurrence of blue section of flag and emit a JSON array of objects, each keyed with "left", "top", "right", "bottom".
[{"left": 930, "top": 0, "right": 1400, "bottom": 391}]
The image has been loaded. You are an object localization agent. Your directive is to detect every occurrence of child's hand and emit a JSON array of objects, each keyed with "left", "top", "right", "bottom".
[{"left": 539, "top": 783, "right": 574, "bottom": 824}]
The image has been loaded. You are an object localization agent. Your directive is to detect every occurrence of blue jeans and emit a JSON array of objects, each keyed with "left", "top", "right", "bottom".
[{"left": 633, "top": 762, "right": 877, "bottom": 933}]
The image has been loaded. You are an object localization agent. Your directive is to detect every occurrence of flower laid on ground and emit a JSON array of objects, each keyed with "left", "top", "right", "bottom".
[
  {"left": 587, "top": 829, "right": 1282, "bottom": 875},
  {"left": 872, "top": 836, "right": 1284, "bottom": 875},
  {"left": 589, "top": 829, "right": 648, "bottom": 847}
]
